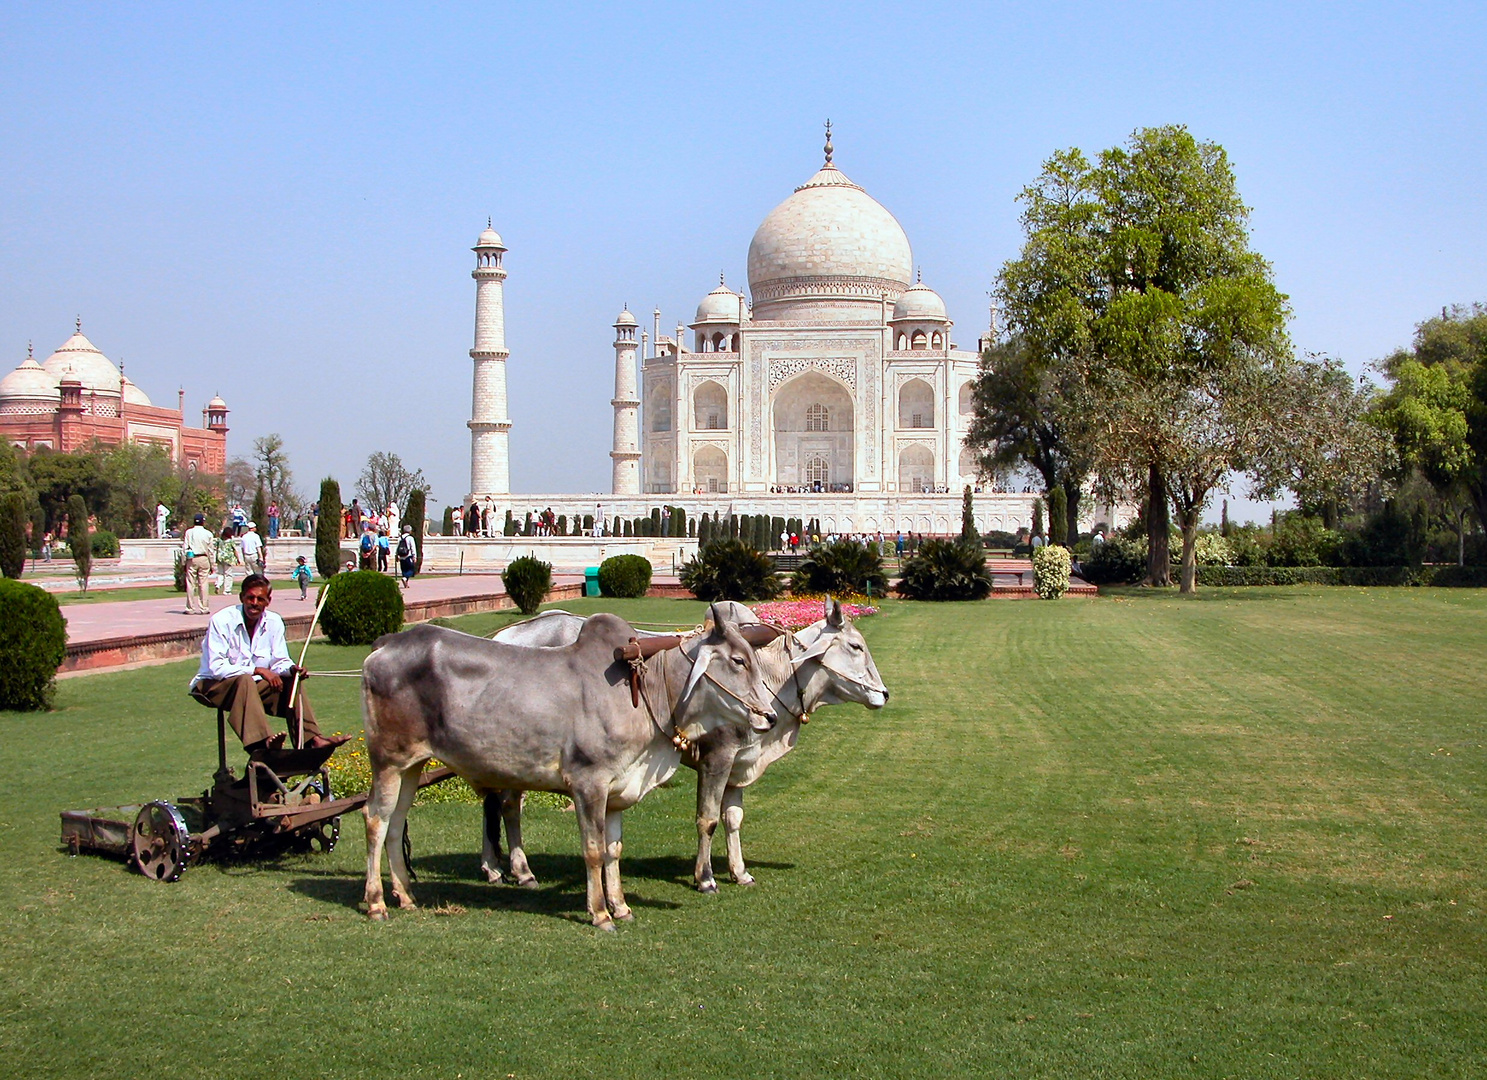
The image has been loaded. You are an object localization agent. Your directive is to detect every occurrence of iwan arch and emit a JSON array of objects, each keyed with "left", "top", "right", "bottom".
[{"left": 465, "top": 129, "right": 1122, "bottom": 537}]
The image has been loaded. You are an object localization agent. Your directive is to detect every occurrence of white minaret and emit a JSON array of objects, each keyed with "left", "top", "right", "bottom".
[
  {"left": 468, "top": 221, "right": 511, "bottom": 499},
  {"left": 610, "top": 306, "right": 641, "bottom": 494}
]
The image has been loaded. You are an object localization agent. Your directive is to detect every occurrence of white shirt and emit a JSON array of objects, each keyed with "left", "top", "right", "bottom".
[
  {"left": 192, "top": 605, "right": 292, "bottom": 686},
  {"left": 240, "top": 531, "right": 264, "bottom": 559}
]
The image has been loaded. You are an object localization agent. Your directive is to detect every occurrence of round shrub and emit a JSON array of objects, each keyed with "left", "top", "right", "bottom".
[
  {"left": 598, "top": 554, "right": 652, "bottom": 598},
  {"left": 318, "top": 570, "right": 404, "bottom": 646},
  {"left": 90, "top": 529, "right": 120, "bottom": 558},
  {"left": 502, "top": 555, "right": 552, "bottom": 615},
  {"left": 0, "top": 579, "right": 67, "bottom": 710},
  {"left": 790, "top": 540, "right": 888, "bottom": 597},
  {"left": 679, "top": 539, "right": 781, "bottom": 602},
  {"left": 1032, "top": 544, "right": 1072, "bottom": 599},
  {"left": 895, "top": 539, "right": 992, "bottom": 601}
]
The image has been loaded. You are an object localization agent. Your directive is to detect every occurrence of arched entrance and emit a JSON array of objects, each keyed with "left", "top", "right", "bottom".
[
  {"left": 693, "top": 445, "right": 727, "bottom": 493},
  {"left": 772, "top": 372, "right": 853, "bottom": 491}
]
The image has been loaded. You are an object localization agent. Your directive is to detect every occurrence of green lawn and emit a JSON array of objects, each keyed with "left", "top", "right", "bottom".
[{"left": 1, "top": 589, "right": 1483, "bottom": 1078}]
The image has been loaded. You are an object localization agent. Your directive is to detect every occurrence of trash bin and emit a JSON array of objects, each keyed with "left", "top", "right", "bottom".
[{"left": 584, "top": 566, "right": 601, "bottom": 598}]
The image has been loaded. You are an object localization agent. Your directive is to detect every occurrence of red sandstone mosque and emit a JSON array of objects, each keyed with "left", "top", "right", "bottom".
[{"left": 0, "top": 321, "right": 228, "bottom": 473}]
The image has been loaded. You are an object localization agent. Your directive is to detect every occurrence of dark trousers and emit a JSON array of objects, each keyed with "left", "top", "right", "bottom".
[{"left": 192, "top": 672, "right": 321, "bottom": 748}]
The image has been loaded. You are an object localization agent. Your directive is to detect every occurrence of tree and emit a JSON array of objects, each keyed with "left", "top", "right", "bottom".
[
  {"left": 27, "top": 447, "right": 107, "bottom": 531},
  {"left": 356, "top": 452, "right": 431, "bottom": 513},
  {"left": 66, "top": 494, "right": 91, "bottom": 593},
  {"left": 251, "top": 433, "right": 302, "bottom": 517},
  {"left": 1373, "top": 303, "right": 1487, "bottom": 561},
  {"left": 315, "top": 477, "right": 342, "bottom": 578},
  {"left": 995, "top": 126, "right": 1293, "bottom": 591},
  {"left": 966, "top": 334, "right": 1092, "bottom": 547},
  {"left": 0, "top": 492, "right": 27, "bottom": 578},
  {"left": 404, "top": 488, "right": 426, "bottom": 574},
  {"left": 1047, "top": 483, "right": 1067, "bottom": 548},
  {"left": 223, "top": 457, "right": 256, "bottom": 506},
  {"left": 251, "top": 484, "right": 267, "bottom": 533},
  {"left": 960, "top": 485, "right": 977, "bottom": 543}
]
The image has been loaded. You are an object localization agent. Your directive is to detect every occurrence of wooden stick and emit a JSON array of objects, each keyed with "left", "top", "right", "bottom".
[{"left": 287, "top": 579, "right": 334, "bottom": 738}]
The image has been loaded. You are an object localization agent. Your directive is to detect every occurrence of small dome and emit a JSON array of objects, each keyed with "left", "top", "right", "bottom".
[
  {"left": 892, "top": 280, "right": 948, "bottom": 323},
  {"left": 475, "top": 224, "right": 505, "bottom": 250},
  {"left": 41, "top": 331, "right": 121, "bottom": 394},
  {"left": 694, "top": 279, "right": 743, "bottom": 324},
  {"left": 121, "top": 377, "right": 152, "bottom": 407},
  {"left": 0, "top": 353, "right": 60, "bottom": 402},
  {"left": 614, "top": 307, "right": 638, "bottom": 327},
  {"left": 207, "top": 394, "right": 228, "bottom": 410}
]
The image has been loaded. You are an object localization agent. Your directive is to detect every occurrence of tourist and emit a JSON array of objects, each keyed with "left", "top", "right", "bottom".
[
  {"left": 308, "top": 501, "right": 319, "bottom": 536},
  {"left": 267, "top": 501, "right": 280, "bottom": 539},
  {"left": 230, "top": 503, "right": 247, "bottom": 536},
  {"left": 214, "top": 525, "right": 241, "bottom": 595},
  {"left": 240, "top": 522, "right": 266, "bottom": 576},
  {"left": 188, "top": 574, "right": 350, "bottom": 754},
  {"left": 181, "top": 512, "right": 216, "bottom": 615},
  {"left": 155, "top": 502, "right": 171, "bottom": 539},
  {"left": 290, "top": 555, "right": 313, "bottom": 600},
  {"left": 1092, "top": 530, "right": 1105, "bottom": 547},
  {"left": 386, "top": 502, "right": 400, "bottom": 538},
  {"left": 396, "top": 525, "right": 418, "bottom": 589},
  {"left": 350, "top": 499, "right": 363, "bottom": 536},
  {"left": 41, "top": 530, "right": 53, "bottom": 562},
  {"left": 358, "top": 526, "right": 376, "bottom": 570},
  {"left": 377, "top": 527, "right": 390, "bottom": 572}
]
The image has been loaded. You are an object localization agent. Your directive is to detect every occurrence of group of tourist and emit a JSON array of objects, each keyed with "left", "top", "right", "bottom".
[{"left": 340, "top": 498, "right": 401, "bottom": 540}]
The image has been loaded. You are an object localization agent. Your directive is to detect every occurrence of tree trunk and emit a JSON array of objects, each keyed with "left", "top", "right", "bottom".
[
  {"left": 1459, "top": 506, "right": 1467, "bottom": 567},
  {"left": 1179, "top": 514, "right": 1199, "bottom": 594},
  {"left": 1065, "top": 485, "right": 1082, "bottom": 547},
  {"left": 1146, "top": 465, "right": 1171, "bottom": 587}
]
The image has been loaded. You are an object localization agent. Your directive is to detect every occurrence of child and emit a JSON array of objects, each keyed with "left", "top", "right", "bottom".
[{"left": 291, "top": 554, "right": 313, "bottom": 600}]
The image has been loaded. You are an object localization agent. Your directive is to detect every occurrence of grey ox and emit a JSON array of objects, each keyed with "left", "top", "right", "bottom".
[
  {"left": 359, "top": 606, "right": 777, "bottom": 929},
  {"left": 483, "top": 598, "right": 889, "bottom": 893}
]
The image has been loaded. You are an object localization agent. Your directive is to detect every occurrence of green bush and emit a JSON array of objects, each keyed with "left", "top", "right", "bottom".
[
  {"left": 1267, "top": 513, "right": 1341, "bottom": 567},
  {"left": 790, "top": 540, "right": 888, "bottom": 596},
  {"left": 67, "top": 495, "right": 91, "bottom": 593},
  {"left": 1191, "top": 565, "right": 1487, "bottom": 588},
  {"left": 895, "top": 539, "right": 993, "bottom": 601},
  {"left": 598, "top": 554, "right": 652, "bottom": 598},
  {"left": 982, "top": 529, "right": 1020, "bottom": 550},
  {"left": 1081, "top": 536, "right": 1147, "bottom": 585},
  {"left": 1033, "top": 544, "right": 1072, "bottom": 599},
  {"left": 318, "top": 570, "right": 404, "bottom": 646},
  {"left": 0, "top": 492, "right": 26, "bottom": 579},
  {"left": 502, "top": 555, "right": 552, "bottom": 615},
  {"left": 90, "top": 529, "right": 120, "bottom": 558},
  {"left": 0, "top": 579, "right": 67, "bottom": 710},
  {"left": 315, "top": 478, "right": 342, "bottom": 579},
  {"left": 679, "top": 539, "right": 781, "bottom": 602},
  {"left": 172, "top": 548, "right": 186, "bottom": 592}
]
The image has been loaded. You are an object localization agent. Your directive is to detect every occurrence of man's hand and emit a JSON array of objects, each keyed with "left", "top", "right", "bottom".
[{"left": 254, "top": 666, "right": 282, "bottom": 690}]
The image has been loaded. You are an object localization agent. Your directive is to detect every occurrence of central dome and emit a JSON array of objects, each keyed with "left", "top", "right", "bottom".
[
  {"left": 42, "top": 331, "right": 121, "bottom": 395},
  {"left": 746, "top": 161, "right": 912, "bottom": 320}
]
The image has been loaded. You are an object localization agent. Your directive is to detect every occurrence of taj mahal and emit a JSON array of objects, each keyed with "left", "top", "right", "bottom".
[{"left": 464, "top": 129, "right": 1119, "bottom": 537}]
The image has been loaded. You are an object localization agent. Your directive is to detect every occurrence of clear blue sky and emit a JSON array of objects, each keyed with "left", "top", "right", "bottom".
[{"left": 2, "top": 2, "right": 1483, "bottom": 522}]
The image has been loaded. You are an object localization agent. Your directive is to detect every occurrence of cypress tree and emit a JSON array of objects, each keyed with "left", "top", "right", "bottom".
[
  {"left": 1048, "top": 484, "right": 1067, "bottom": 548},
  {"left": 315, "top": 477, "right": 341, "bottom": 578},
  {"left": 612, "top": 515, "right": 621, "bottom": 537},
  {"left": 524, "top": 512, "right": 534, "bottom": 537},
  {"left": 404, "top": 488, "right": 426, "bottom": 573},
  {"left": 0, "top": 492, "right": 26, "bottom": 579},
  {"left": 650, "top": 507, "right": 662, "bottom": 536},
  {"left": 961, "top": 485, "right": 977, "bottom": 543},
  {"left": 441, "top": 505, "right": 455, "bottom": 536},
  {"left": 557, "top": 514, "right": 567, "bottom": 535},
  {"left": 251, "top": 483, "right": 267, "bottom": 532},
  {"left": 688, "top": 518, "right": 696, "bottom": 537},
  {"left": 583, "top": 514, "right": 594, "bottom": 534},
  {"left": 699, "top": 514, "right": 712, "bottom": 545},
  {"left": 1032, "top": 498, "right": 1045, "bottom": 539},
  {"left": 623, "top": 519, "right": 632, "bottom": 537},
  {"left": 67, "top": 494, "right": 91, "bottom": 593},
  {"left": 503, "top": 509, "right": 515, "bottom": 536},
  {"left": 1220, "top": 499, "right": 1231, "bottom": 537}
]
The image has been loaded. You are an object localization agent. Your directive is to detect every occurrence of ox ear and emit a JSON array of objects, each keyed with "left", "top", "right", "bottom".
[
  {"left": 825, "top": 595, "right": 845, "bottom": 629},
  {"left": 684, "top": 604, "right": 729, "bottom": 701}
]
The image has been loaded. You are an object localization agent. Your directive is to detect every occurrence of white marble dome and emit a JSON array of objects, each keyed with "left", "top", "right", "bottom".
[
  {"left": 746, "top": 162, "right": 912, "bottom": 315},
  {"left": 694, "top": 279, "right": 743, "bottom": 324},
  {"left": 121, "top": 376, "right": 152, "bottom": 407},
  {"left": 892, "top": 280, "right": 949, "bottom": 322},
  {"left": 476, "top": 225, "right": 505, "bottom": 249},
  {"left": 614, "top": 307, "right": 638, "bottom": 327},
  {"left": 0, "top": 353, "right": 60, "bottom": 403},
  {"left": 41, "top": 332, "right": 121, "bottom": 395}
]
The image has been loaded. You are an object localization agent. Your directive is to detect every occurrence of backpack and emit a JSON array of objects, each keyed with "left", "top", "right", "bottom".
[
  {"left": 397, "top": 535, "right": 414, "bottom": 559},
  {"left": 360, "top": 533, "right": 374, "bottom": 553}
]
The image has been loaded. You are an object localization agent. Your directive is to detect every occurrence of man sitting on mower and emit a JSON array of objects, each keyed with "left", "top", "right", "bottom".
[{"left": 189, "top": 574, "right": 351, "bottom": 756}]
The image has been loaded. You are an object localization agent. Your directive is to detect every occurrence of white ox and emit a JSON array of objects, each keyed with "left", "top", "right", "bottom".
[{"left": 484, "top": 598, "right": 889, "bottom": 892}]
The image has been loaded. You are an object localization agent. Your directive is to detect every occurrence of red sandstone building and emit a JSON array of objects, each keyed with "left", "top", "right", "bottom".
[{"left": 0, "top": 323, "right": 228, "bottom": 473}]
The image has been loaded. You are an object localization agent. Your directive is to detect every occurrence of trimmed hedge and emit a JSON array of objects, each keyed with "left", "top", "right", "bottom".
[
  {"left": 502, "top": 555, "right": 552, "bottom": 615},
  {"left": 90, "top": 529, "right": 120, "bottom": 558},
  {"left": 0, "top": 579, "right": 67, "bottom": 710},
  {"left": 1191, "top": 565, "right": 1487, "bottom": 588},
  {"left": 318, "top": 570, "right": 404, "bottom": 646},
  {"left": 598, "top": 554, "right": 652, "bottom": 598},
  {"left": 0, "top": 492, "right": 25, "bottom": 579}
]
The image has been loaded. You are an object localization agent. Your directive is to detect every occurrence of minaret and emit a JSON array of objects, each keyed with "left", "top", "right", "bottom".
[
  {"left": 468, "top": 221, "right": 512, "bottom": 499},
  {"left": 610, "top": 307, "right": 641, "bottom": 494}
]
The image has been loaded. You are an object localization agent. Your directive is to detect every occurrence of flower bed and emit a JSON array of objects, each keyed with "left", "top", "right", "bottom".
[{"left": 751, "top": 597, "right": 879, "bottom": 630}]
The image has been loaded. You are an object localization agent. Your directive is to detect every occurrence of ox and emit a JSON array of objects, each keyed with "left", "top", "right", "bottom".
[
  {"left": 484, "top": 597, "right": 889, "bottom": 893},
  {"left": 359, "top": 607, "right": 777, "bottom": 929}
]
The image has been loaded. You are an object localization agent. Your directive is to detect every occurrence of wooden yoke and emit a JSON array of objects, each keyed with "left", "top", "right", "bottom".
[{"left": 613, "top": 624, "right": 783, "bottom": 709}]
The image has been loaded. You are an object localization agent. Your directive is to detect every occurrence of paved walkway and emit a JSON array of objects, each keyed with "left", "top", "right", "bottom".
[{"left": 60, "top": 573, "right": 582, "bottom": 652}]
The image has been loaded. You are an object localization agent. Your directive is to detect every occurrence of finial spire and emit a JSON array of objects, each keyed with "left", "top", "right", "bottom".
[
  {"left": 719, "top": 271, "right": 726, "bottom": 286},
  {"left": 823, "top": 119, "right": 834, "bottom": 166},
  {"left": 27, "top": 340, "right": 33, "bottom": 360},
  {"left": 487, "top": 216, "right": 492, "bottom": 228},
  {"left": 917, "top": 266, "right": 922, "bottom": 284},
  {"left": 75, "top": 315, "right": 82, "bottom": 333}
]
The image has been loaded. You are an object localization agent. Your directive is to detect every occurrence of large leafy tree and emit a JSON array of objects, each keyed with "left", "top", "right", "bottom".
[
  {"left": 992, "top": 126, "right": 1293, "bottom": 591},
  {"left": 1372, "top": 303, "right": 1487, "bottom": 558},
  {"left": 356, "top": 452, "right": 431, "bottom": 512}
]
